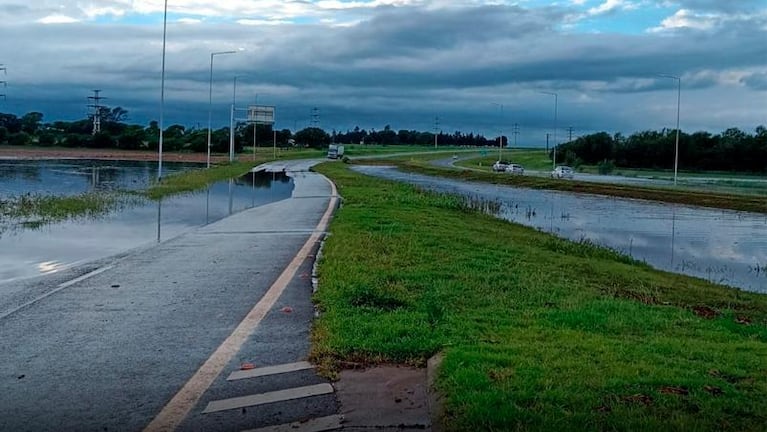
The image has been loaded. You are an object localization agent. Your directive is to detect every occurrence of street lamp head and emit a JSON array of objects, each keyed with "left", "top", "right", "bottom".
[
  {"left": 657, "top": 73, "right": 680, "bottom": 80},
  {"left": 213, "top": 50, "right": 238, "bottom": 57}
]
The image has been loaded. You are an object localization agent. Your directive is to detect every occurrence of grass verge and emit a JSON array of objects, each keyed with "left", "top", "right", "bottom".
[
  {"left": 145, "top": 161, "right": 255, "bottom": 200},
  {"left": 311, "top": 162, "right": 767, "bottom": 431}
]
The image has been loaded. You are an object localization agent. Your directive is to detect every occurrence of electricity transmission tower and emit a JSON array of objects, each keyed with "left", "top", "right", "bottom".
[
  {"left": 88, "top": 90, "right": 106, "bottom": 134},
  {"left": 0, "top": 65, "right": 6, "bottom": 101},
  {"left": 310, "top": 107, "right": 320, "bottom": 128},
  {"left": 512, "top": 123, "right": 520, "bottom": 147}
]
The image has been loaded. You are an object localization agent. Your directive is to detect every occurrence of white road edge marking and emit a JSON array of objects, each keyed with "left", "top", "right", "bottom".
[
  {"left": 242, "top": 414, "right": 344, "bottom": 432},
  {"left": 227, "top": 361, "right": 314, "bottom": 381},
  {"left": 202, "top": 383, "right": 334, "bottom": 414},
  {"left": 0, "top": 265, "right": 115, "bottom": 321},
  {"left": 144, "top": 174, "right": 339, "bottom": 432}
]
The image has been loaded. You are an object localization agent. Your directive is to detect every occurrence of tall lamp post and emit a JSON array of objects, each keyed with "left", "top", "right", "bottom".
[
  {"left": 230, "top": 75, "right": 248, "bottom": 162},
  {"left": 491, "top": 102, "right": 504, "bottom": 161},
  {"left": 158, "top": 0, "right": 168, "bottom": 181},
  {"left": 206, "top": 50, "right": 238, "bottom": 168},
  {"left": 658, "top": 74, "right": 681, "bottom": 186},
  {"left": 540, "top": 91, "right": 558, "bottom": 169}
]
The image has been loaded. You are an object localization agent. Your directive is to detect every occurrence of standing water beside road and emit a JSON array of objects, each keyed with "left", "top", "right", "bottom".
[
  {"left": 0, "top": 160, "right": 294, "bottom": 283},
  {"left": 354, "top": 165, "right": 767, "bottom": 293}
]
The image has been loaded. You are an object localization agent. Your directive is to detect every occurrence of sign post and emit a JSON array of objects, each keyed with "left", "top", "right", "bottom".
[{"left": 248, "top": 105, "right": 276, "bottom": 161}]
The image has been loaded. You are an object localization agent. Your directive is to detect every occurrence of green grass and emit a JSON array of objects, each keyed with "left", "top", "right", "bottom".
[
  {"left": 456, "top": 149, "right": 554, "bottom": 171},
  {"left": 390, "top": 160, "right": 767, "bottom": 215},
  {"left": 145, "top": 161, "right": 257, "bottom": 200},
  {"left": 311, "top": 162, "right": 767, "bottom": 431}
]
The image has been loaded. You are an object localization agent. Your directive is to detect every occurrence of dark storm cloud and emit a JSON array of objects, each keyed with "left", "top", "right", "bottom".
[
  {"left": 0, "top": 2, "right": 764, "bottom": 139},
  {"left": 741, "top": 72, "right": 767, "bottom": 90}
]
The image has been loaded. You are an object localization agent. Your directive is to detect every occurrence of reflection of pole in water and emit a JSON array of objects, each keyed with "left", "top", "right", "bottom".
[
  {"left": 228, "top": 178, "right": 234, "bottom": 215},
  {"left": 670, "top": 205, "right": 676, "bottom": 268},
  {"left": 156, "top": 198, "right": 162, "bottom": 243},
  {"left": 205, "top": 186, "right": 211, "bottom": 225},
  {"left": 550, "top": 203, "right": 554, "bottom": 233},
  {"left": 252, "top": 172, "right": 255, "bottom": 207},
  {"left": 91, "top": 166, "right": 100, "bottom": 190}
]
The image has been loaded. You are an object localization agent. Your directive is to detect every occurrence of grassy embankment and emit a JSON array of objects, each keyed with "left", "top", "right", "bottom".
[
  {"left": 311, "top": 162, "right": 767, "bottom": 431},
  {"left": 456, "top": 150, "right": 767, "bottom": 197},
  {"left": 398, "top": 157, "right": 767, "bottom": 215}
]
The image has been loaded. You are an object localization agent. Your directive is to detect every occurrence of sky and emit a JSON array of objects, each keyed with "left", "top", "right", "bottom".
[{"left": 0, "top": 0, "right": 765, "bottom": 146}]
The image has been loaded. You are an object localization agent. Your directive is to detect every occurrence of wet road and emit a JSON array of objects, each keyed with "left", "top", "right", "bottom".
[{"left": 0, "top": 160, "right": 340, "bottom": 431}]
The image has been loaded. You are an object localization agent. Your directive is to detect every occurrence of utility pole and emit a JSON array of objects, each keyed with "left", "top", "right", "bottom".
[
  {"left": 434, "top": 116, "right": 440, "bottom": 148},
  {"left": 310, "top": 107, "right": 320, "bottom": 128},
  {"left": 512, "top": 123, "right": 520, "bottom": 148},
  {"left": 546, "top": 133, "right": 550, "bottom": 153},
  {"left": 568, "top": 126, "right": 574, "bottom": 142},
  {"left": 0, "top": 65, "right": 6, "bottom": 101},
  {"left": 87, "top": 90, "right": 106, "bottom": 135}
]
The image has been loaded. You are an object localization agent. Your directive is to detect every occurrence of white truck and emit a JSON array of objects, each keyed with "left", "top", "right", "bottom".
[{"left": 327, "top": 144, "right": 345, "bottom": 159}]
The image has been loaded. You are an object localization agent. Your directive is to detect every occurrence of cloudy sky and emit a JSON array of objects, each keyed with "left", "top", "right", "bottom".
[{"left": 0, "top": 0, "right": 765, "bottom": 145}]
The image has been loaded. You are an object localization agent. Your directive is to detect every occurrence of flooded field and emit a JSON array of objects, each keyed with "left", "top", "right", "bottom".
[
  {"left": 355, "top": 165, "right": 767, "bottom": 293},
  {"left": 0, "top": 160, "right": 293, "bottom": 283}
]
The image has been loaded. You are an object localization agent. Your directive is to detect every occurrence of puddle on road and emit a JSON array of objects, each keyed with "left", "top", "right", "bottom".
[
  {"left": 354, "top": 166, "right": 767, "bottom": 293},
  {"left": 0, "top": 161, "right": 294, "bottom": 284}
]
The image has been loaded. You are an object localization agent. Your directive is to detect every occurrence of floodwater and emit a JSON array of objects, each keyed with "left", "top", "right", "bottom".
[
  {"left": 0, "top": 160, "right": 294, "bottom": 284},
  {"left": 354, "top": 165, "right": 767, "bottom": 294}
]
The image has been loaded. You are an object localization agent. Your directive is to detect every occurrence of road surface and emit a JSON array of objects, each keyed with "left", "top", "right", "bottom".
[{"left": 0, "top": 160, "right": 340, "bottom": 431}]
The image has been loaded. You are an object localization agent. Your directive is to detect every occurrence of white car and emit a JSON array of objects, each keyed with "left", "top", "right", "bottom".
[
  {"left": 506, "top": 164, "right": 525, "bottom": 175},
  {"left": 551, "top": 166, "right": 574, "bottom": 179},
  {"left": 492, "top": 161, "right": 509, "bottom": 172}
]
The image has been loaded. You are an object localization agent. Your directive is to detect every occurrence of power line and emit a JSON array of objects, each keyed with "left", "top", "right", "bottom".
[{"left": 87, "top": 90, "right": 106, "bottom": 135}]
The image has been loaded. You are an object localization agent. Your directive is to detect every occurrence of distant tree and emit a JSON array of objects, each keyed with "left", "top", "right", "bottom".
[
  {"left": 20, "top": 112, "right": 43, "bottom": 135},
  {"left": 295, "top": 127, "right": 330, "bottom": 148},
  {"left": 37, "top": 132, "right": 57, "bottom": 147},
  {"left": 9, "top": 132, "right": 32, "bottom": 146}
]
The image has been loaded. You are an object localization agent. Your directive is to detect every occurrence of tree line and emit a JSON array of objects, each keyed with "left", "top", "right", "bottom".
[
  {"left": 0, "top": 110, "right": 497, "bottom": 152},
  {"left": 555, "top": 127, "right": 767, "bottom": 173}
]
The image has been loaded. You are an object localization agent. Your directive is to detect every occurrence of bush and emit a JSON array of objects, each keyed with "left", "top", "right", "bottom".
[{"left": 598, "top": 159, "right": 615, "bottom": 175}]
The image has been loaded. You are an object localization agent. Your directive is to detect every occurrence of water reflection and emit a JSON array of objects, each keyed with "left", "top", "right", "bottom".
[
  {"left": 0, "top": 165, "right": 294, "bottom": 284},
  {"left": 354, "top": 166, "right": 767, "bottom": 293},
  {"left": 0, "top": 159, "right": 198, "bottom": 197}
]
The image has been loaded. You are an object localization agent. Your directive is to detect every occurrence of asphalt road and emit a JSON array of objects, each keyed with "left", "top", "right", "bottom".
[{"left": 0, "top": 160, "right": 338, "bottom": 431}]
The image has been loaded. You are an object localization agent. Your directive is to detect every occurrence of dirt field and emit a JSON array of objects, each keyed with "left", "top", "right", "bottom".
[{"left": 0, "top": 147, "right": 231, "bottom": 163}]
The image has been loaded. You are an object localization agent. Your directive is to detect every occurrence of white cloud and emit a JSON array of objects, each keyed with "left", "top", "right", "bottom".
[
  {"left": 650, "top": 9, "right": 718, "bottom": 32},
  {"left": 176, "top": 18, "right": 202, "bottom": 24},
  {"left": 588, "top": 0, "right": 632, "bottom": 15},
  {"left": 37, "top": 14, "right": 80, "bottom": 24}
]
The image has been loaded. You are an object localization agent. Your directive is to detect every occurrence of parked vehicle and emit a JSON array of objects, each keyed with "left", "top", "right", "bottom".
[
  {"left": 327, "top": 144, "right": 345, "bottom": 159},
  {"left": 551, "top": 165, "right": 575, "bottom": 179},
  {"left": 492, "top": 161, "right": 510, "bottom": 172},
  {"left": 506, "top": 164, "right": 525, "bottom": 175}
]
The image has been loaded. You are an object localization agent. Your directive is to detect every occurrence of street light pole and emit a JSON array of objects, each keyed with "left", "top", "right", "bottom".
[
  {"left": 206, "top": 50, "right": 237, "bottom": 168},
  {"left": 491, "top": 103, "right": 504, "bottom": 161},
  {"left": 540, "top": 92, "right": 558, "bottom": 169},
  {"left": 659, "top": 74, "right": 681, "bottom": 186},
  {"left": 230, "top": 75, "right": 246, "bottom": 163},
  {"left": 157, "top": 0, "right": 168, "bottom": 181}
]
